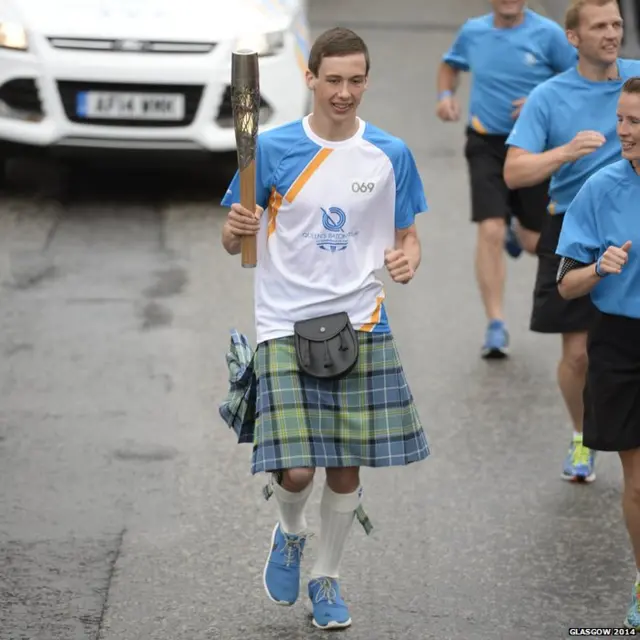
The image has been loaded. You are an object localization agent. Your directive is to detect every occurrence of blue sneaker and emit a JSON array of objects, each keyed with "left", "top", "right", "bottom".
[
  {"left": 481, "top": 320, "right": 509, "bottom": 359},
  {"left": 561, "top": 434, "right": 596, "bottom": 483},
  {"left": 624, "top": 583, "right": 640, "bottom": 629},
  {"left": 308, "top": 577, "right": 352, "bottom": 630},
  {"left": 263, "top": 522, "right": 307, "bottom": 606},
  {"left": 505, "top": 218, "right": 523, "bottom": 258}
]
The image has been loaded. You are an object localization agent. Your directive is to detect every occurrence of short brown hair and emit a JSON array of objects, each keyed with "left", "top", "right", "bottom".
[
  {"left": 622, "top": 77, "right": 640, "bottom": 94},
  {"left": 565, "top": 0, "right": 618, "bottom": 30},
  {"left": 307, "top": 27, "right": 370, "bottom": 77}
]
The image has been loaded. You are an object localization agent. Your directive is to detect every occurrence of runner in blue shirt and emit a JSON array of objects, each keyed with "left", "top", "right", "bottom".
[
  {"left": 555, "top": 77, "right": 640, "bottom": 630},
  {"left": 503, "top": 0, "right": 640, "bottom": 483},
  {"left": 436, "top": 0, "right": 576, "bottom": 358}
]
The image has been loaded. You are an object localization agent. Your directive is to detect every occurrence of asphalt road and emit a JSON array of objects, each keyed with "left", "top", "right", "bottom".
[{"left": 0, "top": 1, "right": 634, "bottom": 639}]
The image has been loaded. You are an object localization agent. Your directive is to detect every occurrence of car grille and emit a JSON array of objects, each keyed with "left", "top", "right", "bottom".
[
  {"left": 0, "top": 78, "right": 44, "bottom": 115},
  {"left": 48, "top": 37, "right": 216, "bottom": 54},
  {"left": 56, "top": 81, "right": 203, "bottom": 127}
]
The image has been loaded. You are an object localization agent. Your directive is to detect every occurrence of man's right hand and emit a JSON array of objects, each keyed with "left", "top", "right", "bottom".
[
  {"left": 562, "top": 131, "right": 606, "bottom": 162},
  {"left": 598, "top": 241, "right": 632, "bottom": 275},
  {"left": 226, "top": 203, "right": 263, "bottom": 237},
  {"left": 436, "top": 96, "right": 461, "bottom": 122}
]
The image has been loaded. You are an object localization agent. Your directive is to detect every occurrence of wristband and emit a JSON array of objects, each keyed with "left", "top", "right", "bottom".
[
  {"left": 438, "top": 90, "right": 453, "bottom": 101},
  {"left": 595, "top": 255, "right": 609, "bottom": 278}
]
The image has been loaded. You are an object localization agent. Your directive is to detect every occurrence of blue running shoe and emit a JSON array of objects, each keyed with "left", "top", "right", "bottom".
[
  {"left": 481, "top": 320, "right": 509, "bottom": 359},
  {"left": 505, "top": 218, "right": 523, "bottom": 258},
  {"left": 308, "top": 577, "right": 352, "bottom": 630},
  {"left": 624, "top": 583, "right": 640, "bottom": 630},
  {"left": 263, "top": 522, "right": 307, "bottom": 606},
  {"left": 561, "top": 433, "right": 596, "bottom": 483}
]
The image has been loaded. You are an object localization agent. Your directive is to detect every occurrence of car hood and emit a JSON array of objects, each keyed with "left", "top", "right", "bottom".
[{"left": 11, "top": 0, "right": 292, "bottom": 42}]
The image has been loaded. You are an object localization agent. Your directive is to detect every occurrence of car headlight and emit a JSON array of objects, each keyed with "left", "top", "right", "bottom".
[
  {"left": 235, "top": 31, "right": 284, "bottom": 57},
  {"left": 0, "top": 22, "right": 28, "bottom": 50}
]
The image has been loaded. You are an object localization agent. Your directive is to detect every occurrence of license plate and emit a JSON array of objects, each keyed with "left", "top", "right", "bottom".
[{"left": 75, "top": 91, "right": 185, "bottom": 120}]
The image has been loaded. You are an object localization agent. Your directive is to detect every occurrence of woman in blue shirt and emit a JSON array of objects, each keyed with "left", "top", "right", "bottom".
[{"left": 556, "top": 76, "right": 640, "bottom": 631}]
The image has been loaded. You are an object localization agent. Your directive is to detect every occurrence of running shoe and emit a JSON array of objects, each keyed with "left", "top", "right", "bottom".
[
  {"left": 561, "top": 433, "right": 596, "bottom": 483},
  {"left": 481, "top": 320, "right": 509, "bottom": 359}
]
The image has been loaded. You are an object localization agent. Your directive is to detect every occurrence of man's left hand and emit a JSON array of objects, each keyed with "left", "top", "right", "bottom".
[{"left": 384, "top": 248, "right": 414, "bottom": 284}]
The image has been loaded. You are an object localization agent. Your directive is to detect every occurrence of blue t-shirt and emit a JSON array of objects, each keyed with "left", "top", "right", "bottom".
[
  {"left": 506, "top": 58, "right": 640, "bottom": 215},
  {"left": 556, "top": 160, "right": 640, "bottom": 318},
  {"left": 442, "top": 9, "right": 577, "bottom": 135}
]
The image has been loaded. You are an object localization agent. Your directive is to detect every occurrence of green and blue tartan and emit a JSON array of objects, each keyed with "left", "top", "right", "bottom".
[
  {"left": 219, "top": 329, "right": 428, "bottom": 536},
  {"left": 219, "top": 330, "right": 256, "bottom": 444},
  {"left": 248, "top": 330, "right": 429, "bottom": 474}
]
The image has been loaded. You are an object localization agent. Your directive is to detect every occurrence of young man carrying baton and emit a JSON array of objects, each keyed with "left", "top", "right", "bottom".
[{"left": 220, "top": 27, "right": 429, "bottom": 630}]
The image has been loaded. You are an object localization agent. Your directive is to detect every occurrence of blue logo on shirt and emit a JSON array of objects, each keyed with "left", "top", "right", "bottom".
[
  {"left": 322, "top": 206, "right": 346, "bottom": 233},
  {"left": 301, "top": 206, "right": 359, "bottom": 252}
]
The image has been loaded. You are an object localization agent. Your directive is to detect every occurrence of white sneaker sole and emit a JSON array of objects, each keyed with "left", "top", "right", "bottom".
[
  {"left": 561, "top": 471, "right": 596, "bottom": 483},
  {"left": 312, "top": 617, "right": 352, "bottom": 630},
  {"left": 263, "top": 522, "right": 297, "bottom": 607}
]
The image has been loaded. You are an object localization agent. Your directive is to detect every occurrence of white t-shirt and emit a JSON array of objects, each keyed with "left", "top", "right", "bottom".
[{"left": 222, "top": 116, "right": 427, "bottom": 344}]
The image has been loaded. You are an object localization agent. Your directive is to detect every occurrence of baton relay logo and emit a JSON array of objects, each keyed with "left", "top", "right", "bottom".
[{"left": 302, "top": 206, "right": 359, "bottom": 252}]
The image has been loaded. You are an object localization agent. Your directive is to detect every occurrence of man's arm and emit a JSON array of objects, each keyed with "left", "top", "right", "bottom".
[
  {"left": 436, "top": 25, "right": 469, "bottom": 121},
  {"left": 395, "top": 224, "right": 421, "bottom": 272},
  {"left": 503, "top": 145, "right": 572, "bottom": 190},
  {"left": 557, "top": 259, "right": 600, "bottom": 300},
  {"left": 555, "top": 176, "right": 606, "bottom": 300},
  {"left": 502, "top": 85, "right": 560, "bottom": 189},
  {"left": 437, "top": 61, "right": 461, "bottom": 96},
  {"left": 504, "top": 130, "right": 606, "bottom": 190},
  {"left": 221, "top": 204, "right": 263, "bottom": 255},
  {"left": 221, "top": 219, "right": 242, "bottom": 255}
]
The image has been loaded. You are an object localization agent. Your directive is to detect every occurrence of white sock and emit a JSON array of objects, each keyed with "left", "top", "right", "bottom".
[
  {"left": 310, "top": 483, "right": 362, "bottom": 580},
  {"left": 573, "top": 430, "right": 582, "bottom": 440},
  {"left": 635, "top": 569, "right": 640, "bottom": 585},
  {"left": 272, "top": 477, "right": 313, "bottom": 535}
]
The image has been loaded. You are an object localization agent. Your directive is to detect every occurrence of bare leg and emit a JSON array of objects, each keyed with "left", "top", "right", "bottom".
[
  {"left": 620, "top": 449, "right": 640, "bottom": 571},
  {"left": 475, "top": 218, "right": 507, "bottom": 321},
  {"left": 512, "top": 219, "right": 539, "bottom": 255},
  {"left": 558, "top": 332, "right": 589, "bottom": 433}
]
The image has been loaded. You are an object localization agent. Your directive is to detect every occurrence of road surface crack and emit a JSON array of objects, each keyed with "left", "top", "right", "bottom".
[{"left": 95, "top": 527, "right": 126, "bottom": 640}]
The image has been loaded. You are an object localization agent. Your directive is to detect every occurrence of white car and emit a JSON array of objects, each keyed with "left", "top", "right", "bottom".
[{"left": 0, "top": 0, "right": 311, "bottom": 182}]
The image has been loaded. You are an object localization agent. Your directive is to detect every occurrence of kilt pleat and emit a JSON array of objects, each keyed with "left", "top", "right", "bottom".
[{"left": 250, "top": 331, "right": 430, "bottom": 474}]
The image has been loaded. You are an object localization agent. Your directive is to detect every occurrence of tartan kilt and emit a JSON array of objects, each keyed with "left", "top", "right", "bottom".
[{"left": 250, "top": 330, "right": 430, "bottom": 474}]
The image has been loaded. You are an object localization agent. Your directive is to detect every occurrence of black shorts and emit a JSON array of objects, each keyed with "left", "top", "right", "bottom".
[
  {"left": 584, "top": 312, "right": 640, "bottom": 452},
  {"left": 464, "top": 127, "right": 549, "bottom": 232},
  {"left": 530, "top": 213, "right": 598, "bottom": 334}
]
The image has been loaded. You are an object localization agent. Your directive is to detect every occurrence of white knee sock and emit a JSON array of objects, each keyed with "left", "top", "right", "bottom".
[
  {"left": 272, "top": 477, "right": 314, "bottom": 535},
  {"left": 310, "top": 483, "right": 362, "bottom": 579}
]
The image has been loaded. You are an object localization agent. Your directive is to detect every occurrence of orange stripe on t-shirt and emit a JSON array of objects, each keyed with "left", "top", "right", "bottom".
[
  {"left": 266, "top": 147, "right": 333, "bottom": 239},
  {"left": 267, "top": 188, "right": 283, "bottom": 238},
  {"left": 360, "top": 295, "right": 385, "bottom": 332},
  {"left": 285, "top": 147, "right": 333, "bottom": 202}
]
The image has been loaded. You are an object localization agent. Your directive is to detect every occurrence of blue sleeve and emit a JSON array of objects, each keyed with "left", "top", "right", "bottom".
[
  {"left": 547, "top": 26, "right": 577, "bottom": 72},
  {"left": 505, "top": 86, "right": 549, "bottom": 153},
  {"left": 442, "top": 24, "right": 470, "bottom": 72},
  {"left": 393, "top": 144, "right": 428, "bottom": 229},
  {"left": 220, "top": 135, "right": 273, "bottom": 209},
  {"left": 555, "top": 179, "right": 600, "bottom": 263}
]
